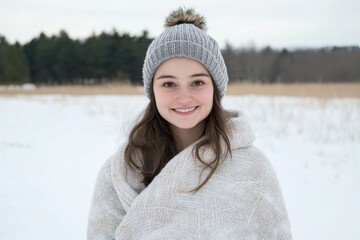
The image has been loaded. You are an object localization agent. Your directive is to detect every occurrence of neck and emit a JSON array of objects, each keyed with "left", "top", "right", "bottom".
[{"left": 171, "top": 121, "right": 205, "bottom": 152}]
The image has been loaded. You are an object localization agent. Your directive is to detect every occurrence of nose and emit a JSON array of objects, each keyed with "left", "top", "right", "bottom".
[{"left": 176, "top": 87, "right": 192, "bottom": 105}]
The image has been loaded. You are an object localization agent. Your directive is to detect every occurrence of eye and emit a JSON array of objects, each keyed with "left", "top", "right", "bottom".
[
  {"left": 162, "top": 82, "right": 176, "bottom": 88},
  {"left": 192, "top": 80, "right": 205, "bottom": 87}
]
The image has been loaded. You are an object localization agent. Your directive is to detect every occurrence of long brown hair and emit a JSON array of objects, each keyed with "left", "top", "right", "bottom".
[{"left": 124, "top": 84, "right": 231, "bottom": 191}]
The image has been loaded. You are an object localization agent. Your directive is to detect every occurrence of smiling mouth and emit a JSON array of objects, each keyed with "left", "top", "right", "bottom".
[{"left": 173, "top": 106, "right": 198, "bottom": 113}]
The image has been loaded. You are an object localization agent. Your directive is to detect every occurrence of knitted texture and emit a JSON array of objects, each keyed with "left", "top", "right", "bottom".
[
  {"left": 87, "top": 111, "right": 292, "bottom": 239},
  {"left": 142, "top": 23, "right": 229, "bottom": 99}
]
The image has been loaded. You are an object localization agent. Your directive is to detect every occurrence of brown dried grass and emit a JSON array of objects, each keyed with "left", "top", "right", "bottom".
[
  {"left": 226, "top": 82, "right": 360, "bottom": 98},
  {"left": 0, "top": 83, "right": 359, "bottom": 98}
]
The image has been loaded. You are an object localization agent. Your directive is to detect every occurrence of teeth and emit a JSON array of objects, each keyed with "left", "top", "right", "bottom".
[{"left": 175, "top": 107, "right": 196, "bottom": 113}]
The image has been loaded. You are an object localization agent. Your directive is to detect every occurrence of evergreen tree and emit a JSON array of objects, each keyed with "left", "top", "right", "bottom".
[{"left": 0, "top": 35, "right": 30, "bottom": 85}]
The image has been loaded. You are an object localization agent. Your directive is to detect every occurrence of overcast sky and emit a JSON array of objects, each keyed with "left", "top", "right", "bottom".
[{"left": 1, "top": 0, "right": 359, "bottom": 49}]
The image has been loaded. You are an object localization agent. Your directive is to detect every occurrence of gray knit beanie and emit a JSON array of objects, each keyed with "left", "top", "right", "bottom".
[{"left": 142, "top": 8, "right": 228, "bottom": 99}]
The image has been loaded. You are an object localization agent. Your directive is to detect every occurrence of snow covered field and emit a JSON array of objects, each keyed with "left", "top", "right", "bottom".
[{"left": 0, "top": 94, "right": 359, "bottom": 240}]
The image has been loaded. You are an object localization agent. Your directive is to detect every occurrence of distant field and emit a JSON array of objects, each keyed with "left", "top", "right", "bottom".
[{"left": 0, "top": 83, "right": 359, "bottom": 98}]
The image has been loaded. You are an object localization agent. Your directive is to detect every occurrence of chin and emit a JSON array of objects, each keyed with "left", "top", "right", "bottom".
[
  {"left": 171, "top": 120, "right": 203, "bottom": 130},
  {"left": 173, "top": 124, "right": 197, "bottom": 130}
]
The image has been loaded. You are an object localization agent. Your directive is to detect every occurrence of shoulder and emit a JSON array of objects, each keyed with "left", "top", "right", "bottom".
[
  {"left": 219, "top": 145, "right": 278, "bottom": 185},
  {"left": 92, "top": 144, "right": 144, "bottom": 212},
  {"left": 94, "top": 144, "right": 145, "bottom": 198},
  {"left": 108, "top": 144, "right": 145, "bottom": 193},
  {"left": 226, "top": 111, "right": 256, "bottom": 149},
  {"left": 92, "top": 155, "right": 113, "bottom": 190}
]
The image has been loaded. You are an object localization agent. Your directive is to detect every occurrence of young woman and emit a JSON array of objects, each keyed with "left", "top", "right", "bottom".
[{"left": 87, "top": 8, "right": 292, "bottom": 239}]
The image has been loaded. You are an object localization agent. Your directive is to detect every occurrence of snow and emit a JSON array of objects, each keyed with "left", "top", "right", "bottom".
[
  {"left": 0, "top": 83, "right": 36, "bottom": 91},
  {"left": 0, "top": 95, "right": 359, "bottom": 240}
]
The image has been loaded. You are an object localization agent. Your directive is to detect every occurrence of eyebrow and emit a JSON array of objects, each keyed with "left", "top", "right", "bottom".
[
  {"left": 155, "top": 73, "right": 210, "bottom": 80},
  {"left": 190, "top": 73, "right": 210, "bottom": 78},
  {"left": 156, "top": 75, "right": 176, "bottom": 80}
]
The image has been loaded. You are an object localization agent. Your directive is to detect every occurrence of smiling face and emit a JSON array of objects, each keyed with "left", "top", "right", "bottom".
[{"left": 153, "top": 57, "right": 214, "bottom": 135}]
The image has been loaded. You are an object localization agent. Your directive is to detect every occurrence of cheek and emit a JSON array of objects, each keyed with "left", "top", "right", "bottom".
[
  {"left": 199, "top": 87, "right": 214, "bottom": 107},
  {"left": 203, "top": 89, "right": 214, "bottom": 115},
  {"left": 153, "top": 89, "right": 172, "bottom": 112}
]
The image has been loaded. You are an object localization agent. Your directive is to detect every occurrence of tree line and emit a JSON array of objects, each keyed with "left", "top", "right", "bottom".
[
  {"left": 0, "top": 30, "right": 359, "bottom": 85},
  {"left": 222, "top": 44, "right": 360, "bottom": 83}
]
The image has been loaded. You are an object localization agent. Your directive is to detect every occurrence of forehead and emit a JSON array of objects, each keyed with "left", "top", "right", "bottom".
[{"left": 154, "top": 57, "right": 209, "bottom": 76}]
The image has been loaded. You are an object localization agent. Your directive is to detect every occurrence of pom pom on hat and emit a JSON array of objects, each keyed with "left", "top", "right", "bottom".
[
  {"left": 164, "top": 7, "right": 207, "bottom": 31},
  {"left": 142, "top": 7, "right": 229, "bottom": 99}
]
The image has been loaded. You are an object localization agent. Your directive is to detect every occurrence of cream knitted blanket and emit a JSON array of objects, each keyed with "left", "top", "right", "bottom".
[{"left": 87, "top": 111, "right": 292, "bottom": 239}]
